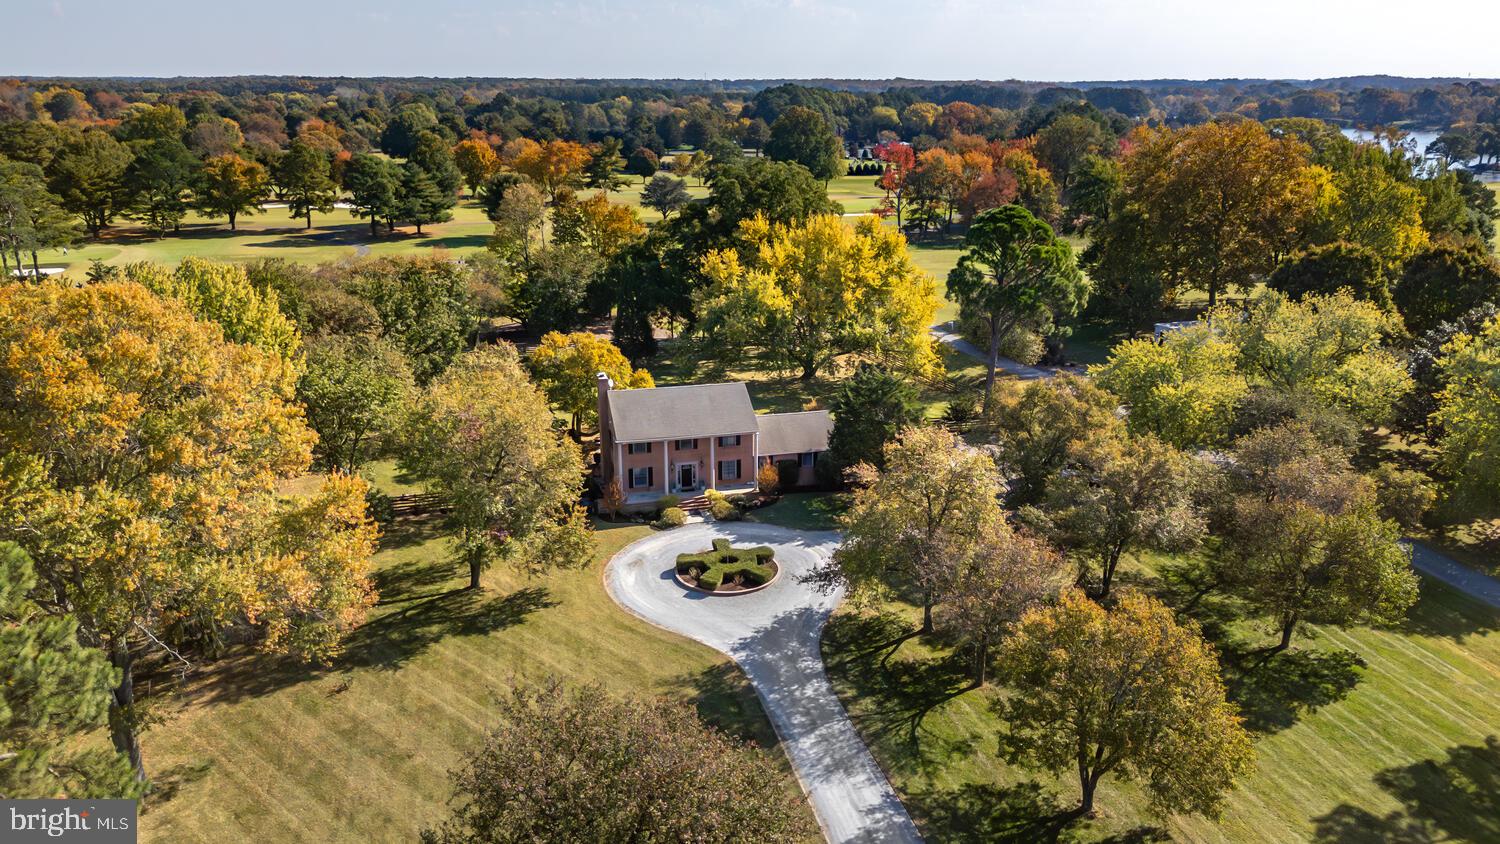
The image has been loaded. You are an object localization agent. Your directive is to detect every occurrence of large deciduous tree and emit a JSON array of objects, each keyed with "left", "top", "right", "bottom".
[
  {"left": 195, "top": 154, "right": 268, "bottom": 231},
  {"left": 400, "top": 344, "right": 591, "bottom": 591},
  {"left": 1268, "top": 241, "right": 1391, "bottom": 308},
  {"left": 1088, "top": 121, "right": 1321, "bottom": 308},
  {"left": 510, "top": 139, "right": 591, "bottom": 205},
  {"left": 298, "top": 336, "right": 415, "bottom": 474},
  {"left": 346, "top": 256, "right": 477, "bottom": 384},
  {"left": 1042, "top": 433, "right": 1206, "bottom": 599},
  {"left": 942, "top": 521, "right": 1065, "bottom": 686},
  {"left": 1093, "top": 324, "right": 1250, "bottom": 449},
  {"left": 1394, "top": 243, "right": 1500, "bottom": 335},
  {"left": 820, "top": 426, "right": 1004, "bottom": 634},
  {"left": 421, "top": 681, "right": 813, "bottom": 843},
  {"left": 764, "top": 106, "right": 844, "bottom": 182},
  {"left": 641, "top": 173, "right": 690, "bottom": 219},
  {"left": 528, "top": 331, "right": 654, "bottom": 433},
  {"left": 1432, "top": 315, "right": 1500, "bottom": 506},
  {"left": 452, "top": 139, "right": 498, "bottom": 196},
  {"left": 947, "top": 205, "right": 1089, "bottom": 410},
  {"left": 0, "top": 542, "right": 143, "bottom": 799},
  {"left": 995, "top": 589, "right": 1254, "bottom": 819},
  {"left": 123, "top": 257, "right": 302, "bottom": 362},
  {"left": 0, "top": 282, "right": 378, "bottom": 780},
  {"left": 985, "top": 374, "right": 1124, "bottom": 506},
  {"left": 695, "top": 214, "right": 938, "bottom": 380}
]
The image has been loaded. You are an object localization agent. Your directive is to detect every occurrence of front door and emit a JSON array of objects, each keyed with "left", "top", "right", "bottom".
[{"left": 677, "top": 464, "right": 696, "bottom": 492}]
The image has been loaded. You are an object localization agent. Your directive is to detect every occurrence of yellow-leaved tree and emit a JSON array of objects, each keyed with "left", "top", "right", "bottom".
[
  {"left": 0, "top": 281, "right": 378, "bottom": 784},
  {"left": 529, "top": 331, "right": 654, "bottom": 433},
  {"left": 694, "top": 214, "right": 939, "bottom": 380}
]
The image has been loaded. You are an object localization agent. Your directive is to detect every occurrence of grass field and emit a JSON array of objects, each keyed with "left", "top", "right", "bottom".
[
  {"left": 822, "top": 551, "right": 1500, "bottom": 843},
  {"left": 135, "top": 485, "right": 814, "bottom": 841}
]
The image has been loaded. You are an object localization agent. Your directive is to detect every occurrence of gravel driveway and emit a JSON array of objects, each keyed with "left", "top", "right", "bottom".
[{"left": 605, "top": 522, "right": 922, "bottom": 844}]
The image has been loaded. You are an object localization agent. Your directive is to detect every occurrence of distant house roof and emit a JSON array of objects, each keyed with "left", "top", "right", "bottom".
[
  {"left": 606, "top": 382, "right": 758, "bottom": 443},
  {"left": 757, "top": 410, "right": 834, "bottom": 456}
]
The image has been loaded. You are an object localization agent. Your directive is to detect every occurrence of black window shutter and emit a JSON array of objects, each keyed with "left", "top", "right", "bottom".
[{"left": 647, "top": 467, "right": 654, "bottom": 487}]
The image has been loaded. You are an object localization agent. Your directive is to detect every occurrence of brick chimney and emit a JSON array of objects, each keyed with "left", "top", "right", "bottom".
[{"left": 596, "top": 373, "right": 614, "bottom": 481}]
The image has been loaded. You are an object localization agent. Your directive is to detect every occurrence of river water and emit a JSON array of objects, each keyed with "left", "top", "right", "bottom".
[{"left": 1340, "top": 127, "right": 1499, "bottom": 182}]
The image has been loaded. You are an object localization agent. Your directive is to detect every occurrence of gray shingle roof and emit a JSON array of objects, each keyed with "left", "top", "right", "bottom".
[
  {"left": 757, "top": 410, "right": 833, "bottom": 456},
  {"left": 606, "top": 382, "right": 758, "bottom": 443}
]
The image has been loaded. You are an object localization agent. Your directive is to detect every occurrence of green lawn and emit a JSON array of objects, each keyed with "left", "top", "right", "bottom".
[
  {"left": 822, "top": 549, "right": 1500, "bottom": 843},
  {"left": 748, "top": 492, "right": 849, "bottom": 532},
  {"left": 136, "top": 495, "right": 813, "bottom": 841}
]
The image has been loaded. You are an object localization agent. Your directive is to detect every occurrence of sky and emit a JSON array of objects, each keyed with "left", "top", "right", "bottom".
[{"left": 7, "top": 0, "right": 1500, "bottom": 81}]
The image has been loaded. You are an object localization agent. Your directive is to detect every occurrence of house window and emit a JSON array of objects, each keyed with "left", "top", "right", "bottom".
[
  {"left": 675, "top": 438, "right": 698, "bottom": 451},
  {"left": 717, "top": 435, "right": 741, "bottom": 447},
  {"left": 800, "top": 452, "right": 816, "bottom": 468},
  {"left": 718, "top": 460, "right": 741, "bottom": 481},
  {"left": 630, "top": 467, "right": 652, "bottom": 489},
  {"left": 628, "top": 442, "right": 652, "bottom": 455}
]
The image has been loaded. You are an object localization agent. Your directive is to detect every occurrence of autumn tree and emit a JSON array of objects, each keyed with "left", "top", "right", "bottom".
[
  {"left": 400, "top": 344, "right": 591, "bottom": 590},
  {"left": 420, "top": 681, "right": 813, "bottom": 843},
  {"left": 528, "top": 331, "right": 654, "bottom": 433},
  {"left": 123, "top": 257, "right": 302, "bottom": 362},
  {"left": 1213, "top": 290, "right": 1412, "bottom": 427},
  {"left": 46, "top": 128, "right": 132, "bottom": 236},
  {"left": 487, "top": 180, "right": 546, "bottom": 262},
  {"left": 298, "top": 336, "right": 415, "bottom": 473},
  {"left": 511, "top": 139, "right": 591, "bottom": 204},
  {"left": 947, "top": 205, "right": 1089, "bottom": 410},
  {"left": 1090, "top": 122, "right": 1321, "bottom": 307},
  {"left": 0, "top": 542, "right": 143, "bottom": 799},
  {"left": 695, "top": 214, "right": 938, "bottom": 380},
  {"left": 986, "top": 374, "right": 1124, "bottom": 506},
  {"left": 0, "top": 282, "right": 378, "bottom": 780},
  {"left": 1432, "top": 315, "right": 1500, "bottom": 506},
  {"left": 1093, "top": 324, "right": 1250, "bottom": 449},
  {"left": 550, "top": 191, "right": 644, "bottom": 260},
  {"left": 1033, "top": 113, "right": 1106, "bottom": 186},
  {"left": 765, "top": 106, "right": 844, "bottom": 181},
  {"left": 452, "top": 139, "right": 499, "bottom": 195},
  {"left": 942, "top": 522, "right": 1065, "bottom": 686},
  {"left": 820, "top": 426, "right": 1005, "bottom": 633},
  {"left": 276, "top": 139, "right": 337, "bottom": 229},
  {"left": 874, "top": 140, "right": 916, "bottom": 229},
  {"left": 195, "top": 154, "right": 268, "bottom": 231},
  {"left": 995, "top": 589, "right": 1254, "bottom": 818},
  {"left": 1042, "top": 434, "right": 1206, "bottom": 599},
  {"left": 1224, "top": 495, "right": 1417, "bottom": 652}
]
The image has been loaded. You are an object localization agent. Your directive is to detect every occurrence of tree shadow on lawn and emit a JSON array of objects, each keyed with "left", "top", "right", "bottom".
[
  {"left": 673, "top": 661, "right": 782, "bottom": 750},
  {"left": 1312, "top": 735, "right": 1500, "bottom": 843},
  {"left": 376, "top": 513, "right": 449, "bottom": 552},
  {"left": 142, "top": 759, "right": 214, "bottom": 809},
  {"left": 1132, "top": 558, "right": 1365, "bottom": 735},
  {"left": 183, "top": 583, "right": 557, "bottom": 707},
  {"left": 821, "top": 610, "right": 979, "bottom": 776},
  {"left": 1394, "top": 578, "right": 1500, "bottom": 643},
  {"left": 907, "top": 781, "right": 1169, "bottom": 844}
]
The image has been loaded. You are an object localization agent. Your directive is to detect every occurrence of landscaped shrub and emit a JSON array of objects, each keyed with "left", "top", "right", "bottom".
[
  {"left": 776, "top": 459, "right": 800, "bottom": 489},
  {"left": 709, "top": 499, "right": 741, "bottom": 521},
  {"left": 658, "top": 494, "right": 681, "bottom": 511},
  {"left": 675, "top": 538, "right": 774, "bottom": 589},
  {"left": 704, "top": 489, "right": 727, "bottom": 506},
  {"left": 756, "top": 461, "right": 780, "bottom": 495},
  {"left": 656, "top": 507, "right": 687, "bottom": 528}
]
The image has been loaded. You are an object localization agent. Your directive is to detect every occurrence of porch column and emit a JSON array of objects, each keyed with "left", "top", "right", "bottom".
[
  {"left": 661, "top": 442, "right": 668, "bottom": 494},
  {"left": 616, "top": 443, "right": 624, "bottom": 494},
  {"left": 709, "top": 437, "right": 716, "bottom": 490}
]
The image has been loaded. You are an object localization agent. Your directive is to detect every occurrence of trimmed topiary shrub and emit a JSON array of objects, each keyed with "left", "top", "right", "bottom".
[{"left": 675, "top": 538, "right": 774, "bottom": 590}]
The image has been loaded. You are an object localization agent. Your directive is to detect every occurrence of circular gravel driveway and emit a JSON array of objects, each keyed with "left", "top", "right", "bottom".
[{"left": 605, "top": 521, "right": 922, "bottom": 844}]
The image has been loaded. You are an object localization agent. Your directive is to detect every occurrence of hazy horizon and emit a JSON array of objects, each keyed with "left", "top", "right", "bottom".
[{"left": 6, "top": 0, "right": 1500, "bottom": 81}]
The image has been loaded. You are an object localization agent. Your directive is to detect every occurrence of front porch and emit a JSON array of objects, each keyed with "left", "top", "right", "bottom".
[{"left": 622, "top": 481, "right": 758, "bottom": 512}]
